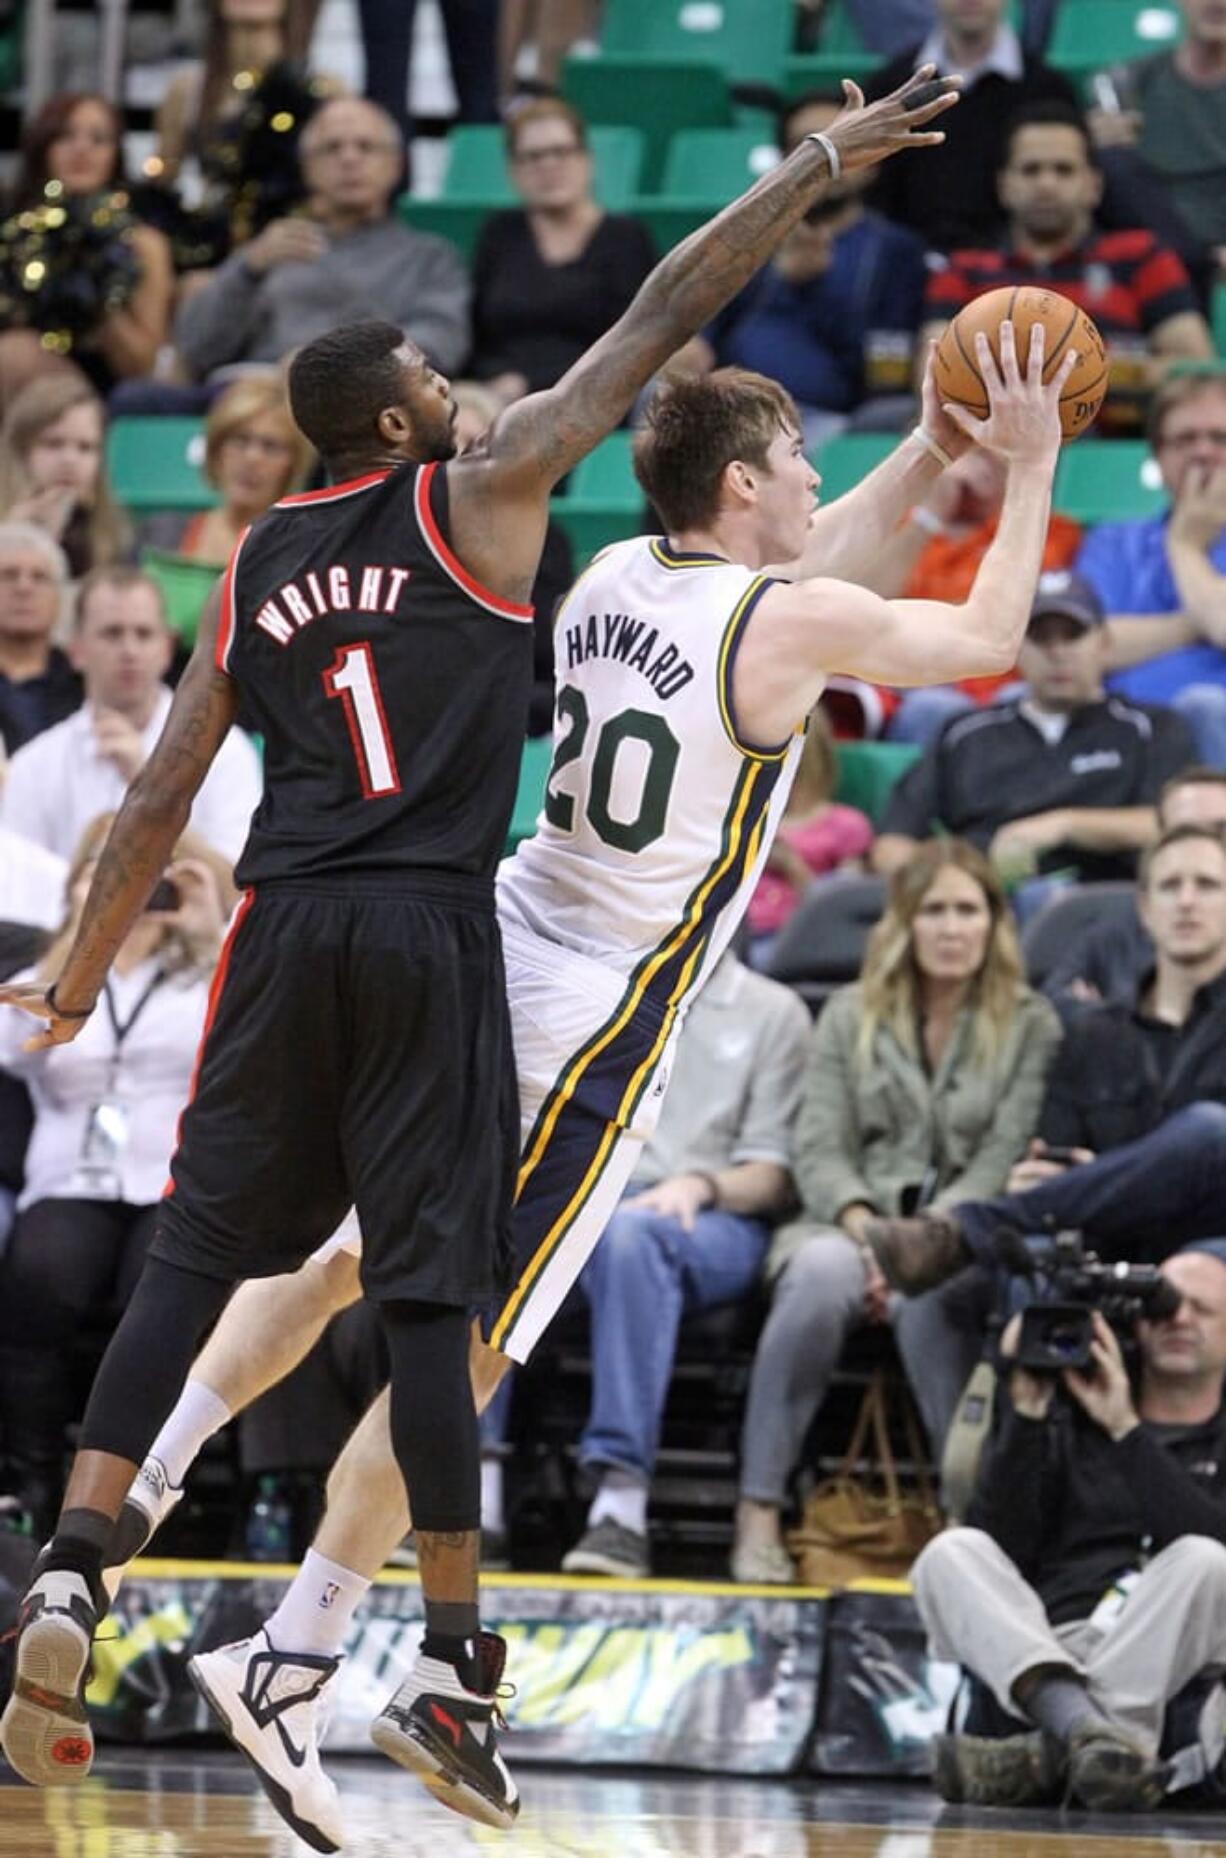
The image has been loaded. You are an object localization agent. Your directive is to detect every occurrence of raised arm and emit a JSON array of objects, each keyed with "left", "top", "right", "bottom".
[
  {"left": 496, "top": 73, "right": 955, "bottom": 488},
  {"left": 733, "top": 322, "right": 1076, "bottom": 747},
  {"left": 768, "top": 344, "right": 971, "bottom": 587},
  {"left": 0, "top": 587, "right": 239, "bottom": 1048}
]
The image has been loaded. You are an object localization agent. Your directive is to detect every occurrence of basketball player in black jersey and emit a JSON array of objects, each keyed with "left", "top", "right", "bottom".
[{"left": 0, "top": 69, "right": 958, "bottom": 1831}]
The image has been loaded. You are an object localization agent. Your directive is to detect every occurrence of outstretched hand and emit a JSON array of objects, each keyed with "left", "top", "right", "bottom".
[
  {"left": 0, "top": 980, "right": 93, "bottom": 1052},
  {"left": 825, "top": 65, "right": 961, "bottom": 178},
  {"left": 944, "top": 319, "right": 1075, "bottom": 469}
]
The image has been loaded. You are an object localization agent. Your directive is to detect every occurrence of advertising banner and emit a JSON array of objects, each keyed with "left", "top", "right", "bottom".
[
  {"left": 93, "top": 1568, "right": 826, "bottom": 1774},
  {"left": 808, "top": 1584, "right": 960, "bottom": 1777}
]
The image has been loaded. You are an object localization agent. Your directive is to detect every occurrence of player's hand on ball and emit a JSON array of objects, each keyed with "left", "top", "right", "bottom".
[
  {"left": 823, "top": 64, "right": 961, "bottom": 177},
  {"left": 943, "top": 319, "right": 1075, "bottom": 468}
]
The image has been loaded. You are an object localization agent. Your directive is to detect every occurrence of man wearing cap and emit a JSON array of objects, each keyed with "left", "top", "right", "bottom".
[
  {"left": 912, "top": 1242, "right": 1226, "bottom": 1810},
  {"left": 873, "top": 569, "right": 1195, "bottom": 895}
]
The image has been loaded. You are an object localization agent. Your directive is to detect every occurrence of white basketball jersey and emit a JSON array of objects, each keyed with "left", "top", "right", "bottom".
[{"left": 499, "top": 535, "right": 812, "bottom": 1000}]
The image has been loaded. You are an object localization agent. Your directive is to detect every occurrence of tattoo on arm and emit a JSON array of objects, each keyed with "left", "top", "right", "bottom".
[{"left": 54, "top": 596, "right": 238, "bottom": 1009}]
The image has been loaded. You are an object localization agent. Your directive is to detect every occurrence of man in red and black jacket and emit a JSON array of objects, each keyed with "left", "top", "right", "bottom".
[{"left": 920, "top": 103, "right": 1213, "bottom": 431}]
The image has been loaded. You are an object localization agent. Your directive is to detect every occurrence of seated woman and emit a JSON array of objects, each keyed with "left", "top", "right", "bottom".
[
  {"left": 0, "top": 93, "right": 174, "bottom": 409},
  {"left": 744, "top": 712, "right": 873, "bottom": 960},
  {"left": 0, "top": 376, "right": 132, "bottom": 579},
  {"left": 142, "top": 373, "right": 314, "bottom": 565},
  {"left": 0, "top": 815, "right": 230, "bottom": 1537},
  {"left": 470, "top": 98, "right": 656, "bottom": 408},
  {"left": 731, "top": 839, "right": 1062, "bottom": 1584}
]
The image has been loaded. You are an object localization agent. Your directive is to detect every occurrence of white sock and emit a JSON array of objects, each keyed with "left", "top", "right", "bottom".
[
  {"left": 588, "top": 1471, "right": 648, "bottom": 1537},
  {"left": 480, "top": 1457, "right": 504, "bottom": 1536},
  {"left": 147, "top": 1379, "right": 231, "bottom": 1489},
  {"left": 264, "top": 1548, "right": 371, "bottom": 1659}
]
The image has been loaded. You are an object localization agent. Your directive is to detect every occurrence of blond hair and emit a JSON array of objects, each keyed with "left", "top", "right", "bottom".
[
  {"left": 856, "top": 839, "right": 1025, "bottom": 1072},
  {"left": 38, "top": 814, "right": 236, "bottom": 984},
  {"left": 203, "top": 374, "right": 315, "bottom": 498},
  {"left": 0, "top": 376, "right": 130, "bottom": 570}
]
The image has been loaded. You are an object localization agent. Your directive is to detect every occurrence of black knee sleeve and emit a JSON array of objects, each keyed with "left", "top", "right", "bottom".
[
  {"left": 381, "top": 1300, "right": 479, "bottom": 1534},
  {"left": 78, "top": 1257, "right": 232, "bottom": 1463}
]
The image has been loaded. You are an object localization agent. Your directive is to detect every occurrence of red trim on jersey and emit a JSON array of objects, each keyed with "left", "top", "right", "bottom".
[
  {"left": 276, "top": 470, "right": 394, "bottom": 508},
  {"left": 414, "top": 462, "right": 535, "bottom": 621},
  {"left": 213, "top": 524, "right": 251, "bottom": 674},
  {"left": 323, "top": 641, "right": 402, "bottom": 799},
  {"left": 163, "top": 888, "right": 256, "bottom": 1197}
]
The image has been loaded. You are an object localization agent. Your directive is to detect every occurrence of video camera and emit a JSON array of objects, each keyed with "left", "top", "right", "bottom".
[{"left": 1011, "top": 1231, "right": 1181, "bottom": 1373}]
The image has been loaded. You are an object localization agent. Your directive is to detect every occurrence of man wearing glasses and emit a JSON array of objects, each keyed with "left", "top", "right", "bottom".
[
  {"left": 1077, "top": 370, "right": 1226, "bottom": 769},
  {"left": 176, "top": 97, "right": 471, "bottom": 387}
]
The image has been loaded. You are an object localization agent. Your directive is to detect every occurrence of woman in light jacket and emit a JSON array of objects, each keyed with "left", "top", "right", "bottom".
[
  {"left": 0, "top": 814, "right": 229, "bottom": 1535},
  {"left": 732, "top": 838, "right": 1062, "bottom": 1584}
]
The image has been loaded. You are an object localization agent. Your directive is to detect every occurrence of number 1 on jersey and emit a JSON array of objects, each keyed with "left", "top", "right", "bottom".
[{"left": 323, "top": 643, "right": 401, "bottom": 798}]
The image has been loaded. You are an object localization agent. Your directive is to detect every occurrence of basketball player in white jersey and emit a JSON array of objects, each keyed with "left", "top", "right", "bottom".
[{"left": 103, "top": 327, "right": 1072, "bottom": 1849}]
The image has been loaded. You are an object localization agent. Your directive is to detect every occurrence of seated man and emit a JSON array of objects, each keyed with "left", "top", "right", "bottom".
[
  {"left": 0, "top": 524, "right": 79, "bottom": 758},
  {"left": 863, "top": 0, "right": 1078, "bottom": 252},
  {"left": 689, "top": 93, "right": 928, "bottom": 448},
  {"left": 175, "top": 97, "right": 470, "bottom": 387},
  {"left": 1076, "top": 370, "right": 1226, "bottom": 766},
  {"left": 1, "top": 566, "right": 261, "bottom": 864},
  {"left": 872, "top": 572, "right": 1194, "bottom": 893},
  {"left": 557, "top": 950, "right": 809, "bottom": 1581},
  {"left": 868, "top": 822, "right": 1226, "bottom": 1297},
  {"left": 914, "top": 1245, "right": 1226, "bottom": 1811},
  {"left": 921, "top": 104, "right": 1213, "bottom": 436},
  {"left": 1044, "top": 764, "right": 1226, "bottom": 1003}
]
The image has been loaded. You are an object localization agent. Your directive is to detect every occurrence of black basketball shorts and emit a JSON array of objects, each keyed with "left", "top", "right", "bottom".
[{"left": 152, "top": 879, "right": 518, "bottom": 1306}]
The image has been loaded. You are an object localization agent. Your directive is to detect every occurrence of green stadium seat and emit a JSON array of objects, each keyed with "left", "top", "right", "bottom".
[
  {"left": 1053, "top": 440, "right": 1167, "bottom": 525},
  {"left": 834, "top": 741, "right": 921, "bottom": 824},
  {"left": 1048, "top": 2, "right": 1183, "bottom": 83},
  {"left": 440, "top": 123, "right": 645, "bottom": 209},
  {"left": 1213, "top": 283, "right": 1226, "bottom": 359},
  {"left": 660, "top": 126, "right": 779, "bottom": 197},
  {"left": 812, "top": 432, "right": 896, "bottom": 503},
  {"left": 598, "top": 0, "right": 791, "bottom": 88},
  {"left": 563, "top": 55, "right": 732, "bottom": 191},
  {"left": 506, "top": 734, "right": 555, "bottom": 851},
  {"left": 551, "top": 430, "right": 644, "bottom": 566},
  {"left": 140, "top": 547, "right": 222, "bottom": 648},
  {"left": 631, "top": 199, "right": 722, "bottom": 250},
  {"left": 107, "top": 418, "right": 216, "bottom": 513}
]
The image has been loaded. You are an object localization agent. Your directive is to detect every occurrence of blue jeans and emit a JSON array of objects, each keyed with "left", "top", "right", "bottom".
[
  {"left": 576, "top": 1197, "right": 768, "bottom": 1482},
  {"left": 955, "top": 1102, "right": 1226, "bottom": 1265},
  {"left": 1171, "top": 685, "right": 1226, "bottom": 771}
]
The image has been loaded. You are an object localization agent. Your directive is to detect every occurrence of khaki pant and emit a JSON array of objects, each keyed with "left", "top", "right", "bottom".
[{"left": 913, "top": 1527, "right": 1226, "bottom": 1758}]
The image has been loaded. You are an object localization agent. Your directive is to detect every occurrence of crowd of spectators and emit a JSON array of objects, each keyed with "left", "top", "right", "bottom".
[{"left": 1, "top": 0, "right": 1226, "bottom": 1808}]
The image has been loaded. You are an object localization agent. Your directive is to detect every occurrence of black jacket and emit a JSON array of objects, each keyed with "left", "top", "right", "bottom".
[
  {"left": 1040, "top": 969, "right": 1226, "bottom": 1152},
  {"left": 968, "top": 1386, "right": 1226, "bottom": 1624}
]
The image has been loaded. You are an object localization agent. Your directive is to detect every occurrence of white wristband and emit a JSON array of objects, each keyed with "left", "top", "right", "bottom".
[
  {"left": 807, "top": 131, "right": 842, "bottom": 182},
  {"left": 911, "top": 425, "right": 955, "bottom": 471}
]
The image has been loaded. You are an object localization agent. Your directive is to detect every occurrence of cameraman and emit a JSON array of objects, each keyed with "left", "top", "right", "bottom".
[
  {"left": 867, "top": 821, "right": 1226, "bottom": 1297},
  {"left": 913, "top": 1245, "right": 1226, "bottom": 1811}
]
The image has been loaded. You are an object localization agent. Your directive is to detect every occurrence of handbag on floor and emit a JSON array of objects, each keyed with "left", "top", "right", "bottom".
[{"left": 785, "top": 1367, "right": 942, "bottom": 1586}]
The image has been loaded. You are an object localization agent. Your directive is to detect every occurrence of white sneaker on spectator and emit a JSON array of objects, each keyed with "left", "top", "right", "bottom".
[
  {"left": 188, "top": 1629, "right": 343, "bottom": 1853},
  {"left": 101, "top": 1456, "right": 183, "bottom": 1604}
]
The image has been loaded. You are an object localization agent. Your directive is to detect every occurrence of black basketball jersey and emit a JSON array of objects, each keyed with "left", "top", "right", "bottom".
[{"left": 216, "top": 462, "right": 534, "bottom": 887}]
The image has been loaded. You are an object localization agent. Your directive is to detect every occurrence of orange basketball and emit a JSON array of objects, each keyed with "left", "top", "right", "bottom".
[{"left": 933, "top": 285, "right": 1108, "bottom": 441}]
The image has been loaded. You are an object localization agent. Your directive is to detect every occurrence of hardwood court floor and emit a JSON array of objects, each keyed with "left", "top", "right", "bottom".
[{"left": 4, "top": 1755, "right": 1226, "bottom": 1858}]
